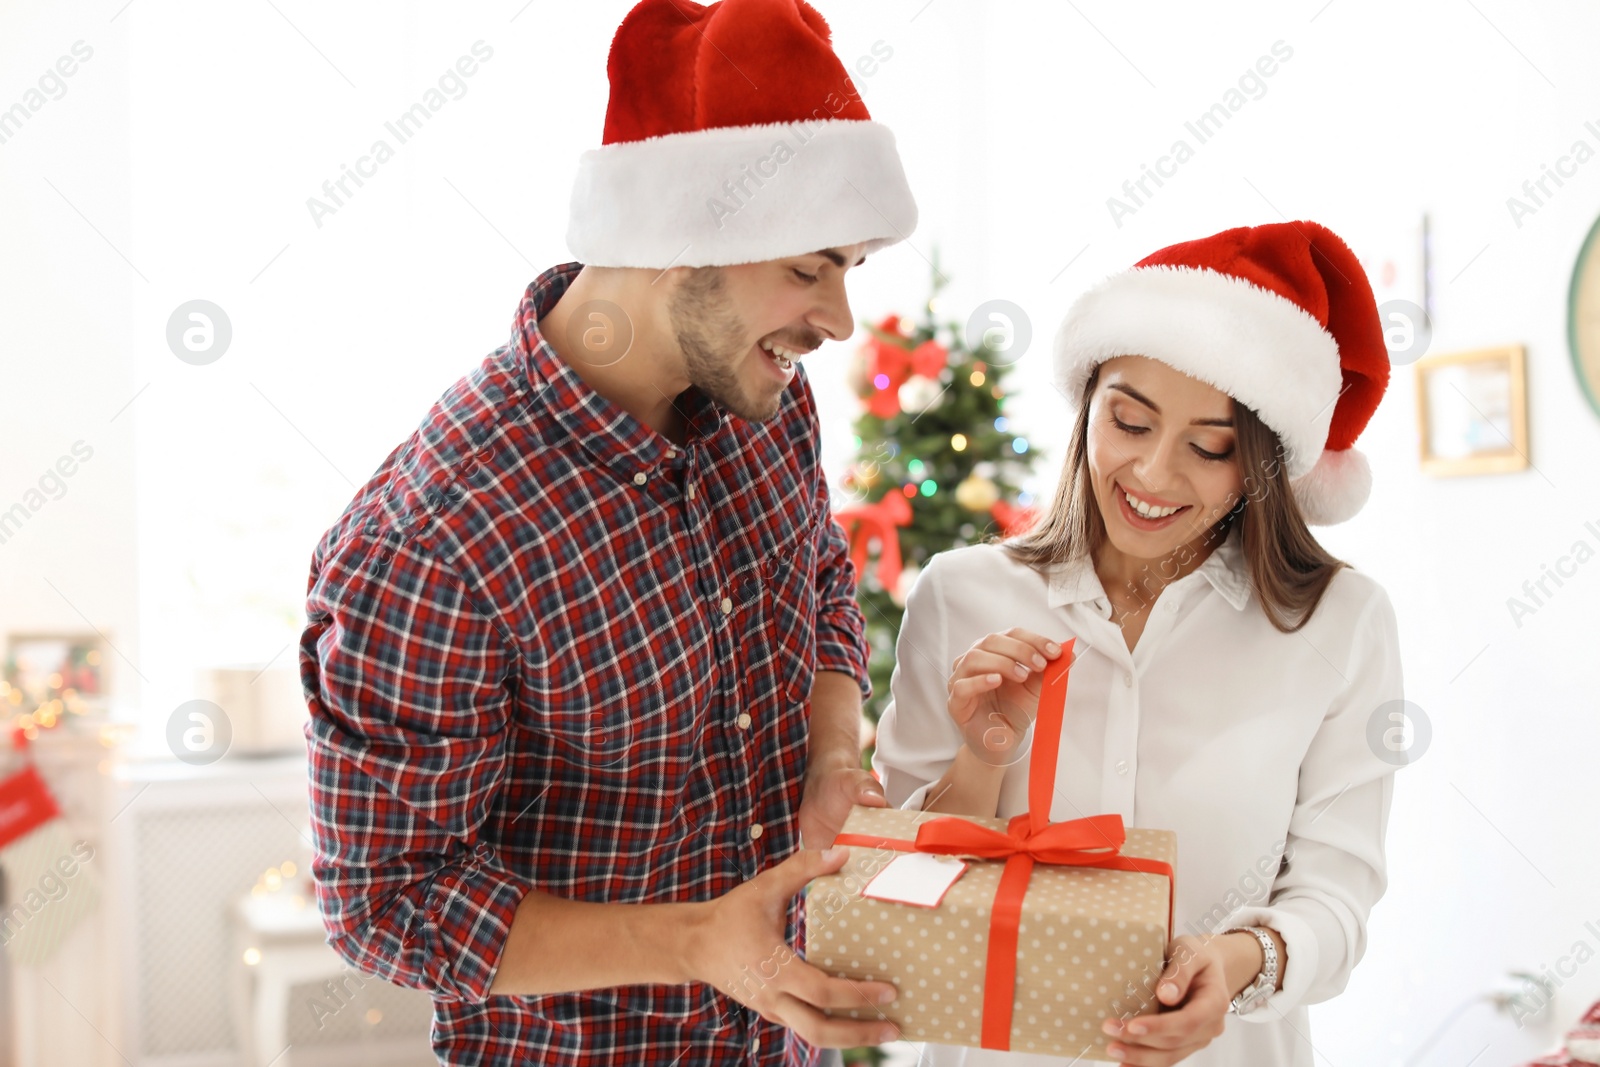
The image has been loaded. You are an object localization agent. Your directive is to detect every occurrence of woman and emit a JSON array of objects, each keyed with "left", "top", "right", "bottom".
[{"left": 871, "top": 220, "right": 1406, "bottom": 1066}]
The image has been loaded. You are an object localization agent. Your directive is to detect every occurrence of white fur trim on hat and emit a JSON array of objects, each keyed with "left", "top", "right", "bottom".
[
  {"left": 1289, "top": 446, "right": 1371, "bottom": 526},
  {"left": 1053, "top": 265, "right": 1344, "bottom": 481},
  {"left": 566, "top": 118, "right": 917, "bottom": 269}
]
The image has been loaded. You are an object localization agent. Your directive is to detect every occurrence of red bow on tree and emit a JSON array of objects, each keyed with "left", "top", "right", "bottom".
[
  {"left": 864, "top": 315, "right": 949, "bottom": 419},
  {"left": 990, "top": 499, "right": 1039, "bottom": 537},
  {"left": 832, "top": 491, "right": 913, "bottom": 591}
]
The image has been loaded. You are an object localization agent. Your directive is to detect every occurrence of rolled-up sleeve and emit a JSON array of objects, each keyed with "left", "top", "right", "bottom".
[
  {"left": 799, "top": 378, "right": 872, "bottom": 700},
  {"left": 1219, "top": 583, "right": 1405, "bottom": 1019},
  {"left": 870, "top": 555, "right": 967, "bottom": 812},
  {"left": 300, "top": 521, "right": 530, "bottom": 1004}
]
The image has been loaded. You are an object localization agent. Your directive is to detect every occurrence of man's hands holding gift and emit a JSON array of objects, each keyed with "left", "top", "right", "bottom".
[
  {"left": 685, "top": 846, "right": 902, "bottom": 1049},
  {"left": 1099, "top": 932, "right": 1258, "bottom": 1065},
  {"left": 947, "top": 627, "right": 1067, "bottom": 765},
  {"left": 798, "top": 756, "right": 887, "bottom": 851}
]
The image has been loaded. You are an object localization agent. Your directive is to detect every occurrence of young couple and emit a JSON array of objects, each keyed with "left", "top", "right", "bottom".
[{"left": 299, "top": 0, "right": 1403, "bottom": 1065}]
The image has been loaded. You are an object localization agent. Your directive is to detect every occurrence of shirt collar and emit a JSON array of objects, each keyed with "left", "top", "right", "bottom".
[
  {"left": 1045, "top": 520, "right": 1251, "bottom": 612},
  {"left": 514, "top": 262, "right": 731, "bottom": 472}
]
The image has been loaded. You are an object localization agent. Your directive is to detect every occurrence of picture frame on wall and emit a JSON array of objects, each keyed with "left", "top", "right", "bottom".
[
  {"left": 1414, "top": 344, "right": 1529, "bottom": 477},
  {"left": 2, "top": 632, "right": 108, "bottom": 729}
]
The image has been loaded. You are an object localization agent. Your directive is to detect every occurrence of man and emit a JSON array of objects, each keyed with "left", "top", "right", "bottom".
[{"left": 298, "top": 0, "right": 919, "bottom": 1063}]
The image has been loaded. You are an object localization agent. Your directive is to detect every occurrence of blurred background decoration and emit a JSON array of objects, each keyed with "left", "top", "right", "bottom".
[
  {"left": 3, "top": 634, "right": 106, "bottom": 741},
  {"left": 832, "top": 258, "right": 1042, "bottom": 779}
]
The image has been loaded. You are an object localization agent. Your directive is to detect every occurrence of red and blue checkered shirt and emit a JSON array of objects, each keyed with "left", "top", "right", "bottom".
[{"left": 300, "top": 261, "right": 873, "bottom": 1065}]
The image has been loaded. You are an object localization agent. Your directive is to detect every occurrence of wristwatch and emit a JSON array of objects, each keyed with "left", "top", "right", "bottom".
[{"left": 1223, "top": 926, "right": 1278, "bottom": 1016}]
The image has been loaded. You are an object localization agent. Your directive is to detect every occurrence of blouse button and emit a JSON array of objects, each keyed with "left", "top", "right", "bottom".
[
  {"left": 1115, "top": 759, "right": 1129, "bottom": 775},
  {"left": 1165, "top": 598, "right": 1180, "bottom": 614},
  {"left": 1123, "top": 672, "right": 1133, "bottom": 688}
]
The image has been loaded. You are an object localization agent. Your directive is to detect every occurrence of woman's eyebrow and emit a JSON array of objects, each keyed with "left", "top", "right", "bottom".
[{"left": 1107, "top": 382, "right": 1234, "bottom": 427}]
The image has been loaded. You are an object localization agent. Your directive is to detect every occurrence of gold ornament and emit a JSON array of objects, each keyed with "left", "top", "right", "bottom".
[{"left": 954, "top": 473, "right": 1001, "bottom": 512}]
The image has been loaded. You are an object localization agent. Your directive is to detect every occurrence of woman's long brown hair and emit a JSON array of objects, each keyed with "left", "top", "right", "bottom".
[{"left": 1001, "top": 363, "right": 1348, "bottom": 633}]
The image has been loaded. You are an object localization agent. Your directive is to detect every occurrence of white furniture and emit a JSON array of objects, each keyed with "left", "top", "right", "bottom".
[{"left": 106, "top": 751, "right": 435, "bottom": 1066}]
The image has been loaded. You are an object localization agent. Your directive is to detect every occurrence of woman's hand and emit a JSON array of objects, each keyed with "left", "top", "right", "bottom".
[
  {"left": 946, "top": 627, "right": 1065, "bottom": 766},
  {"left": 1099, "top": 933, "right": 1242, "bottom": 1065}
]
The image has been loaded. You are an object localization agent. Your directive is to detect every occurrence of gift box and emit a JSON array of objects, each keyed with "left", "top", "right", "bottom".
[{"left": 805, "top": 639, "right": 1177, "bottom": 1060}]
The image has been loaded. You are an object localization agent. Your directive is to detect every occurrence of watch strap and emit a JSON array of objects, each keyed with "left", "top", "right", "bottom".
[{"left": 1223, "top": 925, "right": 1278, "bottom": 1015}]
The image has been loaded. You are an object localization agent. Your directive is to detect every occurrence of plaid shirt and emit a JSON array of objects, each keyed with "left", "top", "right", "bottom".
[{"left": 300, "top": 262, "right": 872, "bottom": 1066}]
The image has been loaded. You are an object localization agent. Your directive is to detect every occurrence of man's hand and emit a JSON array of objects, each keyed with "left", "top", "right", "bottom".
[
  {"left": 798, "top": 758, "right": 886, "bottom": 850},
  {"left": 1100, "top": 933, "right": 1236, "bottom": 1065},
  {"left": 685, "top": 846, "right": 901, "bottom": 1049}
]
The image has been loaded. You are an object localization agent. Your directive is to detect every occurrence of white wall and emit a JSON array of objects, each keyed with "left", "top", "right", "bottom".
[
  {"left": 1, "top": 2, "right": 137, "bottom": 720},
  {"left": 3, "top": 1, "right": 1598, "bottom": 1064}
]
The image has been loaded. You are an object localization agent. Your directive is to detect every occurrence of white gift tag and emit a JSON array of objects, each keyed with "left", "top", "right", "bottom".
[{"left": 860, "top": 852, "right": 967, "bottom": 908}]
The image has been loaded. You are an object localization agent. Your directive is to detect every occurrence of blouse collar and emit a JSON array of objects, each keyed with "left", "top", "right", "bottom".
[{"left": 1045, "top": 520, "right": 1251, "bottom": 612}]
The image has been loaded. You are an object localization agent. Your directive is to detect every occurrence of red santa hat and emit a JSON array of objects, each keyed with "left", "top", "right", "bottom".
[
  {"left": 566, "top": 0, "right": 918, "bottom": 269},
  {"left": 1053, "top": 221, "right": 1391, "bottom": 526}
]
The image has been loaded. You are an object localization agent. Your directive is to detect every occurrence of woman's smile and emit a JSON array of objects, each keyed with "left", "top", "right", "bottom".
[{"left": 1111, "top": 479, "right": 1192, "bottom": 532}]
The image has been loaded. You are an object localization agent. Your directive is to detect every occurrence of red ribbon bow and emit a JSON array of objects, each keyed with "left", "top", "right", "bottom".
[
  {"left": 833, "top": 639, "right": 1175, "bottom": 1051},
  {"left": 832, "top": 492, "right": 913, "bottom": 591},
  {"left": 865, "top": 316, "right": 949, "bottom": 419},
  {"left": 989, "top": 498, "right": 1039, "bottom": 538},
  {"left": 873, "top": 338, "right": 948, "bottom": 383}
]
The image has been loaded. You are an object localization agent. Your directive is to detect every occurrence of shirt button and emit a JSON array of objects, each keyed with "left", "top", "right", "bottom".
[
  {"left": 1115, "top": 759, "right": 1129, "bottom": 775},
  {"left": 750, "top": 823, "right": 764, "bottom": 839},
  {"left": 1124, "top": 672, "right": 1133, "bottom": 687},
  {"left": 687, "top": 484, "right": 697, "bottom": 500},
  {"left": 721, "top": 597, "right": 733, "bottom": 615},
  {"left": 736, "top": 712, "right": 752, "bottom": 729},
  {"left": 752, "top": 1035, "right": 760, "bottom": 1054},
  {"left": 1165, "top": 598, "right": 1180, "bottom": 614},
  {"left": 633, "top": 472, "right": 647, "bottom": 486}
]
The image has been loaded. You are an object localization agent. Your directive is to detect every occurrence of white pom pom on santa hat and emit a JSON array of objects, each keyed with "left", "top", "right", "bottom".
[{"left": 1289, "top": 446, "right": 1373, "bottom": 527}]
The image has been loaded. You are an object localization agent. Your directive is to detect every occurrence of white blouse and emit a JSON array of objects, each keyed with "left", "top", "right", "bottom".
[{"left": 870, "top": 522, "right": 1405, "bottom": 1067}]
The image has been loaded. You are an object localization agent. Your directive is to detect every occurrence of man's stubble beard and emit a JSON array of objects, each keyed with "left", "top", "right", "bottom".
[{"left": 668, "top": 266, "right": 782, "bottom": 423}]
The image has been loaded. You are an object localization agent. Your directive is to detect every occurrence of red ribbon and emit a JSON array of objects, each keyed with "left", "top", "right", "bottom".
[
  {"left": 989, "top": 498, "right": 1039, "bottom": 538},
  {"left": 834, "top": 639, "right": 1175, "bottom": 1051},
  {"left": 832, "top": 492, "right": 913, "bottom": 591},
  {"left": 865, "top": 318, "right": 949, "bottom": 419}
]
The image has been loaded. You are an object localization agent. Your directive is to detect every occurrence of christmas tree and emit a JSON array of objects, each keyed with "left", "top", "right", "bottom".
[
  {"left": 833, "top": 257, "right": 1044, "bottom": 767},
  {"left": 831, "top": 260, "right": 1043, "bottom": 1067}
]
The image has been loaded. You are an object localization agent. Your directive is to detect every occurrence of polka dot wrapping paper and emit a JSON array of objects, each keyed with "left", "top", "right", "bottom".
[
  {"left": 806, "top": 805, "right": 1176, "bottom": 1059},
  {"left": 805, "top": 640, "right": 1177, "bottom": 1059}
]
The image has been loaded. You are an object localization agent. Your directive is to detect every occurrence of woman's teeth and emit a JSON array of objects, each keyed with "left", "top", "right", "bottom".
[
  {"left": 759, "top": 338, "right": 796, "bottom": 370},
  {"left": 1123, "top": 487, "right": 1183, "bottom": 519}
]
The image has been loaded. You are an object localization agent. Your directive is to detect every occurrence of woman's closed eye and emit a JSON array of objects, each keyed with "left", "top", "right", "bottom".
[{"left": 1111, "top": 414, "right": 1233, "bottom": 463}]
